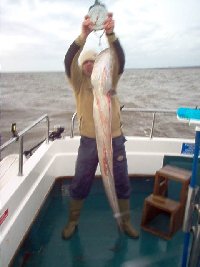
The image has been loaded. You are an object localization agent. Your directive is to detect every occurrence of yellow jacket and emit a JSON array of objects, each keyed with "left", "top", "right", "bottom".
[{"left": 64, "top": 33, "right": 125, "bottom": 138}]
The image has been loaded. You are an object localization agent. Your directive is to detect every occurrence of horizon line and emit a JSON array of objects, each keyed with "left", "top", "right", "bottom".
[{"left": 1, "top": 65, "right": 200, "bottom": 73}]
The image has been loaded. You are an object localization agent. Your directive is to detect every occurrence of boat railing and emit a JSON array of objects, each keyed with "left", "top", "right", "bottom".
[
  {"left": 0, "top": 114, "right": 49, "bottom": 176},
  {"left": 70, "top": 108, "right": 177, "bottom": 138}
]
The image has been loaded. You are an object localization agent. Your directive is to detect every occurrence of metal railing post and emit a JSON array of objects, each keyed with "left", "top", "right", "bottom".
[
  {"left": 0, "top": 114, "right": 50, "bottom": 177},
  {"left": 70, "top": 112, "right": 77, "bottom": 138},
  {"left": 150, "top": 112, "right": 156, "bottom": 138},
  {"left": 46, "top": 116, "right": 50, "bottom": 144},
  {"left": 18, "top": 136, "right": 23, "bottom": 176}
]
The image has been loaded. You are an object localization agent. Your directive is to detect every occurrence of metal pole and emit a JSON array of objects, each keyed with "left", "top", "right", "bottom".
[
  {"left": 70, "top": 112, "right": 77, "bottom": 138},
  {"left": 181, "top": 127, "right": 200, "bottom": 267},
  {"left": 18, "top": 136, "right": 24, "bottom": 176},
  {"left": 150, "top": 112, "right": 156, "bottom": 138},
  {"left": 46, "top": 116, "right": 50, "bottom": 143},
  {"left": 188, "top": 205, "right": 200, "bottom": 267}
]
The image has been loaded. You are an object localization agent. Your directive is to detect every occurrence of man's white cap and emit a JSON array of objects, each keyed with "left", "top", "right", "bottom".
[{"left": 79, "top": 50, "right": 97, "bottom": 66}]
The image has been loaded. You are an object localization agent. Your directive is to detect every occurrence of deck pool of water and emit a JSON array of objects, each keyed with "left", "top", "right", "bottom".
[{"left": 11, "top": 178, "right": 187, "bottom": 267}]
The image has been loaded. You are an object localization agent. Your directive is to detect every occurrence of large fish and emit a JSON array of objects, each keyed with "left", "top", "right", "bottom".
[{"left": 91, "top": 48, "right": 122, "bottom": 231}]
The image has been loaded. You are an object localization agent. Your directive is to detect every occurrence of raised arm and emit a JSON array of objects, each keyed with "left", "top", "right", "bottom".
[
  {"left": 64, "top": 16, "right": 94, "bottom": 86},
  {"left": 104, "top": 13, "right": 125, "bottom": 87}
]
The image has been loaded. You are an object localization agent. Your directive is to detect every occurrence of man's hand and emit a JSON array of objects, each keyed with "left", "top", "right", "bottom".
[
  {"left": 104, "top": 13, "right": 114, "bottom": 34},
  {"left": 81, "top": 15, "right": 94, "bottom": 39}
]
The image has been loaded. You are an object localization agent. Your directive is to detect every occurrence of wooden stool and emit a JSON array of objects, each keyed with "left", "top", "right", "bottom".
[{"left": 141, "top": 165, "right": 191, "bottom": 240}]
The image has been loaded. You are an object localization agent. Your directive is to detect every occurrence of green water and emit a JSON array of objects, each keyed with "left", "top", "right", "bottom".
[{"left": 11, "top": 178, "right": 185, "bottom": 267}]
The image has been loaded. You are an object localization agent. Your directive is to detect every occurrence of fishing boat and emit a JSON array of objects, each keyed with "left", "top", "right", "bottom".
[{"left": 0, "top": 108, "right": 200, "bottom": 267}]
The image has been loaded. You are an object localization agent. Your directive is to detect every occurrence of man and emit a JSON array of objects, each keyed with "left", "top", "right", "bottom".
[{"left": 62, "top": 13, "right": 139, "bottom": 239}]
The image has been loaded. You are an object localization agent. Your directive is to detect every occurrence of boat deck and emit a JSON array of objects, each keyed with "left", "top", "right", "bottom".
[{"left": 11, "top": 177, "right": 187, "bottom": 267}]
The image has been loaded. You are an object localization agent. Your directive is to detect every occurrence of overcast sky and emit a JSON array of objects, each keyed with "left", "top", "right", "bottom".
[{"left": 1, "top": 0, "right": 200, "bottom": 72}]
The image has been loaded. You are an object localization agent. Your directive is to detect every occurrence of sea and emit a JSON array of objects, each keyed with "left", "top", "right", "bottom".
[{"left": 1, "top": 67, "right": 200, "bottom": 158}]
